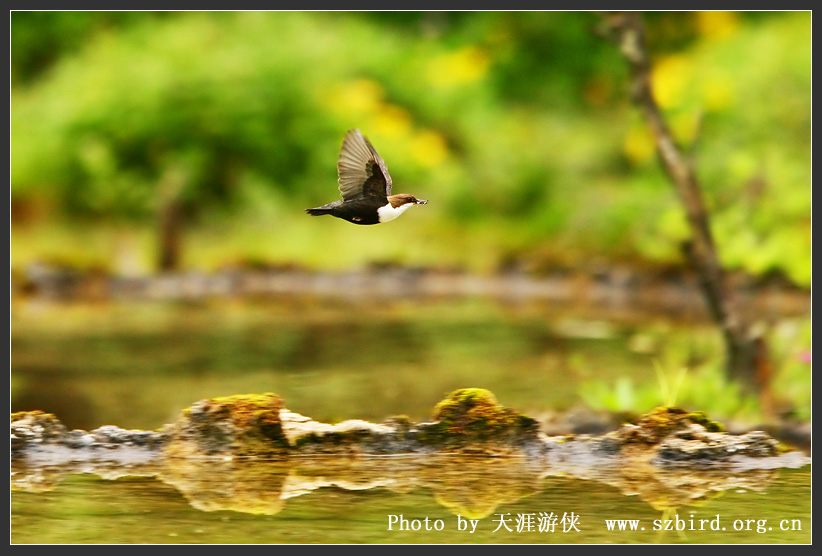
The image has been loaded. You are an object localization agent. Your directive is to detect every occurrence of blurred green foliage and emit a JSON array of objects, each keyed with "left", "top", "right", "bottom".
[
  {"left": 580, "top": 316, "right": 812, "bottom": 422},
  {"left": 10, "top": 11, "right": 811, "bottom": 285}
]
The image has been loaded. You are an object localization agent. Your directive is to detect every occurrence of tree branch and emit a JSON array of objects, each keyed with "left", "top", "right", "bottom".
[{"left": 598, "top": 12, "right": 767, "bottom": 393}]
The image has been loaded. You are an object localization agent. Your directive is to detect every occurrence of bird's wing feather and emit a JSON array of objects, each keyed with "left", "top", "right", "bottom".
[{"left": 337, "top": 129, "right": 392, "bottom": 200}]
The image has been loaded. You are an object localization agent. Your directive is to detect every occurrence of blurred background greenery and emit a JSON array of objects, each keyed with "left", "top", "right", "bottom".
[
  {"left": 9, "top": 11, "right": 812, "bottom": 433},
  {"left": 10, "top": 11, "right": 811, "bottom": 283}
]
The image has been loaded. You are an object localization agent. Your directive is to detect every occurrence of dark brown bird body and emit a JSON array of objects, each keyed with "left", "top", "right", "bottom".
[{"left": 306, "top": 129, "right": 427, "bottom": 225}]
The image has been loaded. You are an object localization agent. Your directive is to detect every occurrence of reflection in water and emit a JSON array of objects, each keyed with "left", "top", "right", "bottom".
[
  {"left": 163, "top": 458, "right": 288, "bottom": 515},
  {"left": 599, "top": 462, "right": 774, "bottom": 511},
  {"left": 10, "top": 454, "right": 792, "bottom": 519}
]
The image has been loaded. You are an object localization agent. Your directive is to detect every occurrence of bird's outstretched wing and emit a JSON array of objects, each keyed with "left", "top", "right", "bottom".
[{"left": 337, "top": 129, "right": 393, "bottom": 201}]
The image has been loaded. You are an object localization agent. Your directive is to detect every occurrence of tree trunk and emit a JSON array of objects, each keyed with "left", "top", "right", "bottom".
[
  {"left": 155, "top": 163, "right": 189, "bottom": 273},
  {"left": 157, "top": 199, "right": 183, "bottom": 272},
  {"left": 599, "top": 12, "right": 768, "bottom": 395}
]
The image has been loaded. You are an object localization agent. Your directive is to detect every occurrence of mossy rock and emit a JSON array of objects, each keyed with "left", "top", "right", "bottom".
[
  {"left": 619, "top": 406, "right": 726, "bottom": 445},
  {"left": 11, "top": 410, "right": 64, "bottom": 427},
  {"left": 11, "top": 411, "right": 69, "bottom": 459},
  {"left": 164, "top": 393, "right": 290, "bottom": 458},
  {"left": 424, "top": 388, "right": 540, "bottom": 451}
]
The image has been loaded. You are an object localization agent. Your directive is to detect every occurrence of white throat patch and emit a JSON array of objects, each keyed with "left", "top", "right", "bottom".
[{"left": 377, "top": 202, "right": 413, "bottom": 223}]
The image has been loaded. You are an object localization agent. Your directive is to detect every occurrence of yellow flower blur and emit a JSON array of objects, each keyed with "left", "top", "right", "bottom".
[
  {"left": 373, "top": 104, "right": 413, "bottom": 138},
  {"left": 427, "top": 46, "right": 490, "bottom": 88},
  {"left": 696, "top": 11, "right": 740, "bottom": 41},
  {"left": 410, "top": 130, "right": 448, "bottom": 168},
  {"left": 651, "top": 54, "right": 694, "bottom": 109},
  {"left": 326, "top": 79, "right": 383, "bottom": 116},
  {"left": 623, "top": 125, "right": 655, "bottom": 165}
]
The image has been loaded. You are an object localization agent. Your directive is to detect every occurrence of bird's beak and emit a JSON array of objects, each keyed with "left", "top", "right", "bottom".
[{"left": 416, "top": 199, "right": 428, "bottom": 205}]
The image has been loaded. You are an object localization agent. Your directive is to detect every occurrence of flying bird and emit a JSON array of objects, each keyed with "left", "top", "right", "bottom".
[{"left": 306, "top": 129, "right": 427, "bottom": 225}]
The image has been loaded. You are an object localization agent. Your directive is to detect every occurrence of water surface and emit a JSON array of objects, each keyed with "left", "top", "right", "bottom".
[
  {"left": 9, "top": 297, "right": 812, "bottom": 544},
  {"left": 10, "top": 460, "right": 811, "bottom": 544}
]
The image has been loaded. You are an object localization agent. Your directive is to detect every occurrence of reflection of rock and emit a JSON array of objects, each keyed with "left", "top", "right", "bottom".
[
  {"left": 14, "top": 451, "right": 792, "bottom": 518},
  {"left": 11, "top": 465, "right": 69, "bottom": 492},
  {"left": 579, "top": 460, "right": 780, "bottom": 511},
  {"left": 426, "top": 456, "right": 544, "bottom": 519},
  {"left": 283, "top": 454, "right": 428, "bottom": 498},
  {"left": 279, "top": 455, "right": 544, "bottom": 519},
  {"left": 11, "top": 460, "right": 162, "bottom": 493},
  {"left": 10, "top": 451, "right": 809, "bottom": 518},
  {"left": 280, "top": 454, "right": 544, "bottom": 518},
  {"left": 159, "top": 458, "right": 290, "bottom": 515},
  {"left": 10, "top": 390, "right": 812, "bottom": 516},
  {"left": 636, "top": 467, "right": 777, "bottom": 511}
]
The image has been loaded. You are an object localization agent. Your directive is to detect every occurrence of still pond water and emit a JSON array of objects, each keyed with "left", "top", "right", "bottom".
[{"left": 10, "top": 298, "right": 812, "bottom": 544}]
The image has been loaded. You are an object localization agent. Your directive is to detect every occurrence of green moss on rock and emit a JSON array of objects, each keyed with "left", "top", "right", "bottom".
[
  {"left": 620, "top": 406, "right": 727, "bottom": 445},
  {"left": 425, "top": 388, "right": 540, "bottom": 451},
  {"left": 11, "top": 410, "right": 59, "bottom": 424},
  {"left": 11, "top": 410, "right": 70, "bottom": 459},
  {"left": 683, "top": 411, "right": 725, "bottom": 433}
]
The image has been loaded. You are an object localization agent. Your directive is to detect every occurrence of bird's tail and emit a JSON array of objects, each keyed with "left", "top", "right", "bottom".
[{"left": 305, "top": 207, "right": 332, "bottom": 216}]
